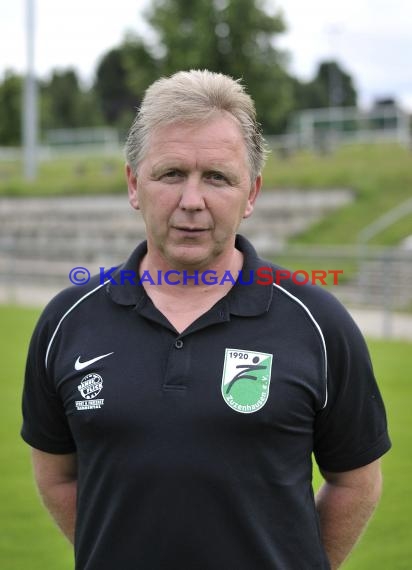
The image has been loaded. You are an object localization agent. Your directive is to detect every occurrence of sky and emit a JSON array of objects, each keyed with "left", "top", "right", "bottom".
[{"left": 0, "top": 0, "right": 411, "bottom": 110}]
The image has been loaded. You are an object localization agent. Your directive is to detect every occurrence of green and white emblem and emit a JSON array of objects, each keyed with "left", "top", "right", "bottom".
[{"left": 221, "top": 348, "right": 273, "bottom": 414}]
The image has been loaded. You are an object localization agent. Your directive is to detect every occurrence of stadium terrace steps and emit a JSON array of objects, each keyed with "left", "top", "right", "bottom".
[{"left": 0, "top": 190, "right": 353, "bottom": 285}]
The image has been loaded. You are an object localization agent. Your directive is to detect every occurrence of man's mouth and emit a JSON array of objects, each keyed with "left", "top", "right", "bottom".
[{"left": 173, "top": 226, "right": 208, "bottom": 233}]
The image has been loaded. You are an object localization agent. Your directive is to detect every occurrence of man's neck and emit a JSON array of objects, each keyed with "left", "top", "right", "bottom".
[
  {"left": 138, "top": 248, "right": 244, "bottom": 333},
  {"left": 139, "top": 248, "right": 244, "bottom": 295}
]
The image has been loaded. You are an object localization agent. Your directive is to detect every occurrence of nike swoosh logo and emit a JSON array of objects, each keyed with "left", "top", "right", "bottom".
[{"left": 74, "top": 352, "right": 114, "bottom": 371}]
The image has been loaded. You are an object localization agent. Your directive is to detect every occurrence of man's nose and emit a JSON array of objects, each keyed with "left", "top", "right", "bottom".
[{"left": 179, "top": 176, "right": 205, "bottom": 211}]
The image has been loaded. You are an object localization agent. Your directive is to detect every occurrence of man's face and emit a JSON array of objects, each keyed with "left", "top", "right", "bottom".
[{"left": 126, "top": 113, "right": 261, "bottom": 271}]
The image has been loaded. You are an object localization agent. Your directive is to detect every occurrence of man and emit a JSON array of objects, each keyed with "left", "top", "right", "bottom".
[{"left": 21, "top": 70, "right": 391, "bottom": 569}]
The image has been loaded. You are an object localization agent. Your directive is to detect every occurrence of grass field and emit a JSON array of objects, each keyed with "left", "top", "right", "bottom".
[{"left": 0, "top": 305, "right": 410, "bottom": 569}]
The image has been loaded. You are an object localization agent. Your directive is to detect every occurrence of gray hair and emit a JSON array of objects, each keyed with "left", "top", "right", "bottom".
[{"left": 125, "top": 69, "right": 267, "bottom": 181}]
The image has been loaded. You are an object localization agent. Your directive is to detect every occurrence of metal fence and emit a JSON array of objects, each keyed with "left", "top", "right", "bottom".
[
  {"left": 267, "top": 105, "right": 412, "bottom": 155},
  {"left": 271, "top": 244, "right": 412, "bottom": 337}
]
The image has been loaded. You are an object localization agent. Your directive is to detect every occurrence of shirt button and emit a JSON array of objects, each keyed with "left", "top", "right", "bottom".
[{"left": 174, "top": 339, "right": 184, "bottom": 349}]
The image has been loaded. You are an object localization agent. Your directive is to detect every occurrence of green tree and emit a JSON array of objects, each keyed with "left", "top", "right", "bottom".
[
  {"left": 40, "top": 69, "right": 102, "bottom": 131},
  {"left": 293, "top": 60, "right": 357, "bottom": 110},
  {"left": 138, "top": 0, "right": 294, "bottom": 133},
  {"left": 94, "top": 41, "right": 157, "bottom": 130},
  {"left": 0, "top": 71, "right": 23, "bottom": 145},
  {"left": 121, "top": 35, "right": 161, "bottom": 100}
]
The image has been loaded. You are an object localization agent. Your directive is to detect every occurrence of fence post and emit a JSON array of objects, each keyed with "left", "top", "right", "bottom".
[{"left": 381, "top": 253, "right": 393, "bottom": 338}]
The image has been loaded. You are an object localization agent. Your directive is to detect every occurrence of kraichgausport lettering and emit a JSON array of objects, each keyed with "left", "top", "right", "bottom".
[{"left": 96, "top": 267, "right": 343, "bottom": 286}]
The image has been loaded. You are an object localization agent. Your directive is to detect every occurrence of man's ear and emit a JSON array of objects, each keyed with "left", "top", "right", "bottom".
[
  {"left": 243, "top": 175, "right": 262, "bottom": 219},
  {"left": 126, "top": 164, "right": 140, "bottom": 210}
]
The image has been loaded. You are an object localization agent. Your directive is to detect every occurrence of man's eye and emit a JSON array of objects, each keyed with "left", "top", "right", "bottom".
[
  {"left": 158, "top": 170, "right": 184, "bottom": 182},
  {"left": 206, "top": 172, "right": 228, "bottom": 183}
]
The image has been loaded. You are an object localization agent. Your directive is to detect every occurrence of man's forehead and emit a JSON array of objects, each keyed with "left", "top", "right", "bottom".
[
  {"left": 150, "top": 114, "right": 243, "bottom": 145},
  {"left": 135, "top": 113, "right": 253, "bottom": 178},
  {"left": 145, "top": 117, "right": 247, "bottom": 161}
]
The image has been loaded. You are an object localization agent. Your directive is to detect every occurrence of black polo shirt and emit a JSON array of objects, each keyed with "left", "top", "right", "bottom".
[{"left": 21, "top": 235, "right": 391, "bottom": 570}]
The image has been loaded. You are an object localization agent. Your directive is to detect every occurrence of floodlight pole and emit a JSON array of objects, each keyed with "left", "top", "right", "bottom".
[{"left": 23, "top": 0, "right": 38, "bottom": 181}]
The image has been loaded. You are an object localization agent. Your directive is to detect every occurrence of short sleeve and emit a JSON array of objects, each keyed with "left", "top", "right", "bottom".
[
  {"left": 21, "top": 308, "right": 76, "bottom": 454},
  {"left": 313, "top": 300, "right": 391, "bottom": 472}
]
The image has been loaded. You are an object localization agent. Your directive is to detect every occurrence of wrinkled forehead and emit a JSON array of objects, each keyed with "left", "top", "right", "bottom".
[{"left": 141, "top": 111, "right": 251, "bottom": 172}]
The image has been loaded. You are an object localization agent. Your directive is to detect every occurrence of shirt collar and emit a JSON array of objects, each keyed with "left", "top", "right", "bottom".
[
  {"left": 106, "top": 234, "right": 273, "bottom": 317},
  {"left": 226, "top": 234, "right": 273, "bottom": 317},
  {"left": 105, "top": 241, "right": 148, "bottom": 307}
]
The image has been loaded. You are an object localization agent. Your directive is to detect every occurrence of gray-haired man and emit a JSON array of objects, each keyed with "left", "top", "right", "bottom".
[{"left": 22, "top": 70, "right": 390, "bottom": 569}]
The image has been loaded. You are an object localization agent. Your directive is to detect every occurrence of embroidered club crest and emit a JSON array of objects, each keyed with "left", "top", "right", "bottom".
[
  {"left": 221, "top": 348, "right": 273, "bottom": 414},
  {"left": 78, "top": 373, "right": 103, "bottom": 399}
]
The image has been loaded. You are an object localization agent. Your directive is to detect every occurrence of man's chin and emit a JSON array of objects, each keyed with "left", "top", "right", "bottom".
[{"left": 164, "top": 245, "right": 219, "bottom": 272}]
